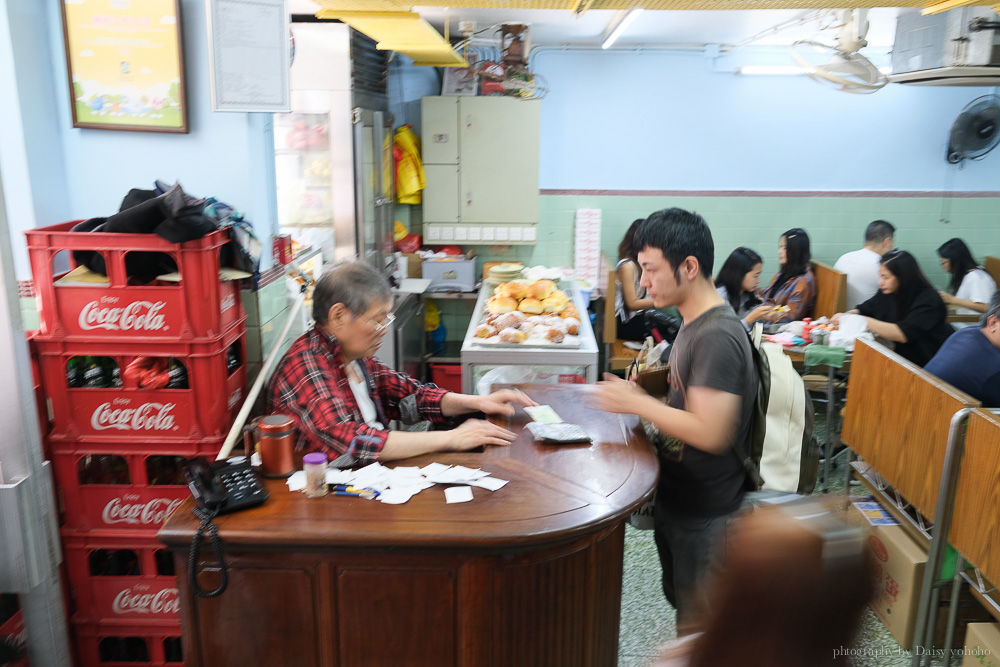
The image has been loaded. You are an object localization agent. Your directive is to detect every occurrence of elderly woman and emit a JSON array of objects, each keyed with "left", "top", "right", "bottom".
[{"left": 267, "top": 261, "right": 532, "bottom": 465}]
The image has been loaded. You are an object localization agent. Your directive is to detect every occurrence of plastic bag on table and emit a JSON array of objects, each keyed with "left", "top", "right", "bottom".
[{"left": 475, "top": 365, "right": 581, "bottom": 396}]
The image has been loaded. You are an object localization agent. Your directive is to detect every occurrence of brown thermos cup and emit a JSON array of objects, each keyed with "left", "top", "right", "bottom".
[{"left": 244, "top": 415, "right": 296, "bottom": 478}]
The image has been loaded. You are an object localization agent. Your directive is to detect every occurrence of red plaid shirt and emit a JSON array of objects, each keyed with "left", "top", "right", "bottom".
[{"left": 266, "top": 325, "right": 451, "bottom": 464}]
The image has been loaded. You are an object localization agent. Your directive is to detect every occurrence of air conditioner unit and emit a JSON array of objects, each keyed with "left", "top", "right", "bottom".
[{"left": 889, "top": 7, "right": 1000, "bottom": 86}]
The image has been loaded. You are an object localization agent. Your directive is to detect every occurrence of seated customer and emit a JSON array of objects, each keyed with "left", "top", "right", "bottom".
[
  {"left": 267, "top": 261, "right": 533, "bottom": 465},
  {"left": 834, "top": 219, "right": 896, "bottom": 309},
  {"left": 761, "top": 228, "right": 815, "bottom": 323},
  {"left": 715, "top": 247, "right": 770, "bottom": 330},
  {"left": 937, "top": 238, "right": 997, "bottom": 325},
  {"left": 616, "top": 218, "right": 678, "bottom": 342},
  {"left": 925, "top": 290, "right": 1000, "bottom": 406},
  {"left": 831, "top": 250, "right": 954, "bottom": 367}
]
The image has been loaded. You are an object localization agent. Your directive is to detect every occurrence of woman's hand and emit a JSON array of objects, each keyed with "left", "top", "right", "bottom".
[
  {"left": 830, "top": 312, "right": 844, "bottom": 327},
  {"left": 447, "top": 419, "right": 517, "bottom": 450},
  {"left": 744, "top": 304, "right": 773, "bottom": 324},
  {"left": 939, "top": 290, "right": 955, "bottom": 305},
  {"left": 476, "top": 389, "right": 537, "bottom": 416}
]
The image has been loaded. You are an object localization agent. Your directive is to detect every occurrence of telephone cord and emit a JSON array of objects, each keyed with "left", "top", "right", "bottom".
[{"left": 188, "top": 506, "right": 229, "bottom": 598}]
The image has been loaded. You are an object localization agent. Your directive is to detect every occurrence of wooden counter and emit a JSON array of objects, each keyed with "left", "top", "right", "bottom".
[{"left": 158, "top": 384, "right": 658, "bottom": 667}]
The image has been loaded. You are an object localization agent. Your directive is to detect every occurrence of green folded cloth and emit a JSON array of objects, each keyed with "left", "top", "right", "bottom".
[{"left": 804, "top": 344, "right": 847, "bottom": 369}]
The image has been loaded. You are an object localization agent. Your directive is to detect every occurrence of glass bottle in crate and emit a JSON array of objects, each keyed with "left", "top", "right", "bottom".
[{"left": 165, "top": 358, "right": 188, "bottom": 389}]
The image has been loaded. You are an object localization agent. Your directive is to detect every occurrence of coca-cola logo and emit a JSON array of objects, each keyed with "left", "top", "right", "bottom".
[
  {"left": 221, "top": 293, "right": 236, "bottom": 313},
  {"left": 91, "top": 402, "right": 177, "bottom": 432},
  {"left": 79, "top": 300, "right": 168, "bottom": 332},
  {"left": 227, "top": 389, "right": 241, "bottom": 409},
  {"left": 102, "top": 497, "right": 183, "bottom": 525},
  {"left": 112, "top": 587, "right": 180, "bottom": 615}
]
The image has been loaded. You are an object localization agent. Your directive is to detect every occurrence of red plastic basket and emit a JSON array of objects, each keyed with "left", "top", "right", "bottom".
[
  {"left": 34, "top": 322, "right": 246, "bottom": 443},
  {"left": 0, "top": 607, "right": 26, "bottom": 664},
  {"left": 50, "top": 439, "right": 218, "bottom": 535},
  {"left": 26, "top": 220, "right": 244, "bottom": 342},
  {"left": 72, "top": 618, "right": 182, "bottom": 666},
  {"left": 429, "top": 363, "right": 463, "bottom": 393},
  {"left": 63, "top": 532, "right": 182, "bottom": 625}
]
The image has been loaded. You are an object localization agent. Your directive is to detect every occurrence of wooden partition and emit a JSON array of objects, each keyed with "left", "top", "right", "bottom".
[
  {"left": 949, "top": 409, "right": 1000, "bottom": 585},
  {"left": 986, "top": 256, "right": 1000, "bottom": 289},
  {"left": 811, "top": 260, "right": 847, "bottom": 318},
  {"left": 604, "top": 269, "right": 639, "bottom": 371},
  {"left": 841, "top": 339, "right": 980, "bottom": 522}
]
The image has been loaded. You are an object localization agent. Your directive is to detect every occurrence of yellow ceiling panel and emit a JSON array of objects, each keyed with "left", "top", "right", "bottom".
[
  {"left": 314, "top": 9, "right": 468, "bottom": 65},
  {"left": 319, "top": 0, "right": 933, "bottom": 8}
]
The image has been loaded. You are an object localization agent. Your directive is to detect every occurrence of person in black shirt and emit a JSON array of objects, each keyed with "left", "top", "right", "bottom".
[
  {"left": 831, "top": 250, "right": 954, "bottom": 367},
  {"left": 593, "top": 208, "right": 757, "bottom": 632}
]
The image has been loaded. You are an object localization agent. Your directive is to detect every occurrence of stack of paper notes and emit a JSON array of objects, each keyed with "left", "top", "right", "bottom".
[{"left": 286, "top": 461, "right": 509, "bottom": 504}]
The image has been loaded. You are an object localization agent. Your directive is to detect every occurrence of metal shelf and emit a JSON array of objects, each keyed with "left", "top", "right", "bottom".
[{"left": 422, "top": 289, "right": 481, "bottom": 300}]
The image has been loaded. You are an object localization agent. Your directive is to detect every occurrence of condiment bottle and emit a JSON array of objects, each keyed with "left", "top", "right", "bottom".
[
  {"left": 801, "top": 317, "right": 813, "bottom": 342},
  {"left": 303, "top": 452, "right": 328, "bottom": 498}
]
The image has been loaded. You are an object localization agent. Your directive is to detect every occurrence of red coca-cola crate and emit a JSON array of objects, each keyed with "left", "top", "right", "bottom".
[
  {"left": 72, "top": 619, "right": 182, "bottom": 666},
  {"left": 0, "top": 604, "right": 27, "bottom": 665},
  {"left": 49, "top": 440, "right": 219, "bottom": 535},
  {"left": 26, "top": 220, "right": 244, "bottom": 342},
  {"left": 34, "top": 322, "right": 246, "bottom": 443},
  {"left": 26, "top": 332, "right": 52, "bottom": 440},
  {"left": 63, "top": 532, "right": 181, "bottom": 625}
]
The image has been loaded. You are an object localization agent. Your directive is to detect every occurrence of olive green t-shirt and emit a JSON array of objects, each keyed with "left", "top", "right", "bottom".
[{"left": 657, "top": 305, "right": 757, "bottom": 517}]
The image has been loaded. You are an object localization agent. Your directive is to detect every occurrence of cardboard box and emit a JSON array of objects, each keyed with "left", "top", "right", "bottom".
[
  {"left": 963, "top": 623, "right": 1000, "bottom": 667},
  {"left": 422, "top": 258, "right": 476, "bottom": 292},
  {"left": 868, "top": 524, "right": 927, "bottom": 648},
  {"left": 400, "top": 253, "right": 423, "bottom": 279}
]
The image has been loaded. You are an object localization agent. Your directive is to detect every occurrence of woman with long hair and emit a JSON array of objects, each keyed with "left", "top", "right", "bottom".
[
  {"left": 715, "top": 247, "right": 770, "bottom": 329},
  {"left": 937, "top": 238, "right": 996, "bottom": 321},
  {"left": 761, "top": 228, "right": 816, "bottom": 323},
  {"left": 615, "top": 218, "right": 678, "bottom": 342},
  {"left": 832, "top": 250, "right": 954, "bottom": 366}
]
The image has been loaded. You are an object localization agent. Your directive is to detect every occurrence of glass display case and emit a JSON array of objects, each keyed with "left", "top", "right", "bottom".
[
  {"left": 460, "top": 283, "right": 599, "bottom": 394},
  {"left": 273, "top": 111, "right": 336, "bottom": 263}
]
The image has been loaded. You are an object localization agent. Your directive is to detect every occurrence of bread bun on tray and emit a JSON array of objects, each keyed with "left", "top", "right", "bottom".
[
  {"left": 517, "top": 297, "right": 544, "bottom": 314},
  {"left": 487, "top": 295, "right": 518, "bottom": 315},
  {"left": 526, "top": 280, "right": 556, "bottom": 301}
]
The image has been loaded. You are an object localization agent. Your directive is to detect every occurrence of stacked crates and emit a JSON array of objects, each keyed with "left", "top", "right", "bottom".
[{"left": 27, "top": 221, "right": 248, "bottom": 667}]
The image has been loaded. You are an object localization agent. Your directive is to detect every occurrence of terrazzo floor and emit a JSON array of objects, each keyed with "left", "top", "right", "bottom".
[{"left": 615, "top": 423, "right": 960, "bottom": 667}]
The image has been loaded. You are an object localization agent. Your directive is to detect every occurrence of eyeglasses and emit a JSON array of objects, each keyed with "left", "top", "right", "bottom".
[{"left": 367, "top": 313, "right": 395, "bottom": 334}]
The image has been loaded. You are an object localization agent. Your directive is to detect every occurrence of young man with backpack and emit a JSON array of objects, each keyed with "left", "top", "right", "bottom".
[{"left": 593, "top": 208, "right": 758, "bottom": 631}]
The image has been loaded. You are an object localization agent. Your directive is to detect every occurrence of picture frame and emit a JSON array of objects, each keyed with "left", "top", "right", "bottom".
[{"left": 60, "top": 0, "right": 189, "bottom": 133}]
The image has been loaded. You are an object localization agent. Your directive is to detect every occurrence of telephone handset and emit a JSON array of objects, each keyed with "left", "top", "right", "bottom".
[
  {"left": 182, "top": 456, "right": 269, "bottom": 598},
  {"left": 183, "top": 456, "right": 269, "bottom": 514}
]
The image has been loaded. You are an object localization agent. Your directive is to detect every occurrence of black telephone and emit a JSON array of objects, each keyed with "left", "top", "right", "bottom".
[
  {"left": 183, "top": 455, "right": 269, "bottom": 514},
  {"left": 182, "top": 456, "right": 268, "bottom": 598}
]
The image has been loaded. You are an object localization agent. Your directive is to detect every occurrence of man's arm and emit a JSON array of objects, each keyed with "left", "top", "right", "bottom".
[{"left": 593, "top": 377, "right": 741, "bottom": 455}]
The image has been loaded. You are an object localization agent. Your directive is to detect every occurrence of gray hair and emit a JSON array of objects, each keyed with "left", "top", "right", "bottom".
[
  {"left": 312, "top": 260, "right": 392, "bottom": 324},
  {"left": 983, "top": 289, "right": 1000, "bottom": 328}
]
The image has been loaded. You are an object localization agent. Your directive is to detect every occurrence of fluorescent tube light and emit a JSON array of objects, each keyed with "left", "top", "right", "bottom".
[
  {"left": 601, "top": 9, "right": 642, "bottom": 50},
  {"left": 738, "top": 66, "right": 808, "bottom": 76}
]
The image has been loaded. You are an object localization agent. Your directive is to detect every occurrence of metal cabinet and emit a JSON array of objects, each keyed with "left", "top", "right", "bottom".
[{"left": 421, "top": 96, "right": 540, "bottom": 240}]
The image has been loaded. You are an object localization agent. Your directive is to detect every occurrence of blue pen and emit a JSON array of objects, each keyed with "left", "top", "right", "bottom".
[{"left": 331, "top": 484, "right": 380, "bottom": 499}]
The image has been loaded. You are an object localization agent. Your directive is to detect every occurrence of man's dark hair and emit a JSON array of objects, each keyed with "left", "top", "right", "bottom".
[
  {"left": 983, "top": 289, "right": 1000, "bottom": 329},
  {"left": 864, "top": 220, "right": 895, "bottom": 244},
  {"left": 633, "top": 208, "right": 714, "bottom": 281},
  {"left": 312, "top": 260, "right": 392, "bottom": 324}
]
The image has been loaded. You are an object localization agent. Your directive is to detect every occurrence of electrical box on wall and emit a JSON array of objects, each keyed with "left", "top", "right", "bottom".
[{"left": 421, "top": 96, "right": 540, "bottom": 244}]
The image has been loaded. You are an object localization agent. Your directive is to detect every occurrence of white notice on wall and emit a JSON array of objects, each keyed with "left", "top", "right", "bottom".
[{"left": 208, "top": 0, "right": 290, "bottom": 111}]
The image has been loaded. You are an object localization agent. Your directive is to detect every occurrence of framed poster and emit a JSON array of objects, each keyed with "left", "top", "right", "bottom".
[
  {"left": 206, "top": 0, "right": 290, "bottom": 112},
  {"left": 60, "top": 0, "right": 188, "bottom": 133}
]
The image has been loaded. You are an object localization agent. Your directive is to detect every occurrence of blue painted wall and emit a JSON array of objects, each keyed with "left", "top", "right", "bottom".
[
  {"left": 1, "top": 0, "right": 276, "bottom": 280},
  {"left": 532, "top": 48, "right": 998, "bottom": 191}
]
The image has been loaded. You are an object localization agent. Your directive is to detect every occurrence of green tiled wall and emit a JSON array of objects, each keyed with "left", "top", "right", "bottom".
[
  {"left": 421, "top": 192, "right": 1000, "bottom": 341},
  {"left": 533, "top": 194, "right": 1000, "bottom": 289}
]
